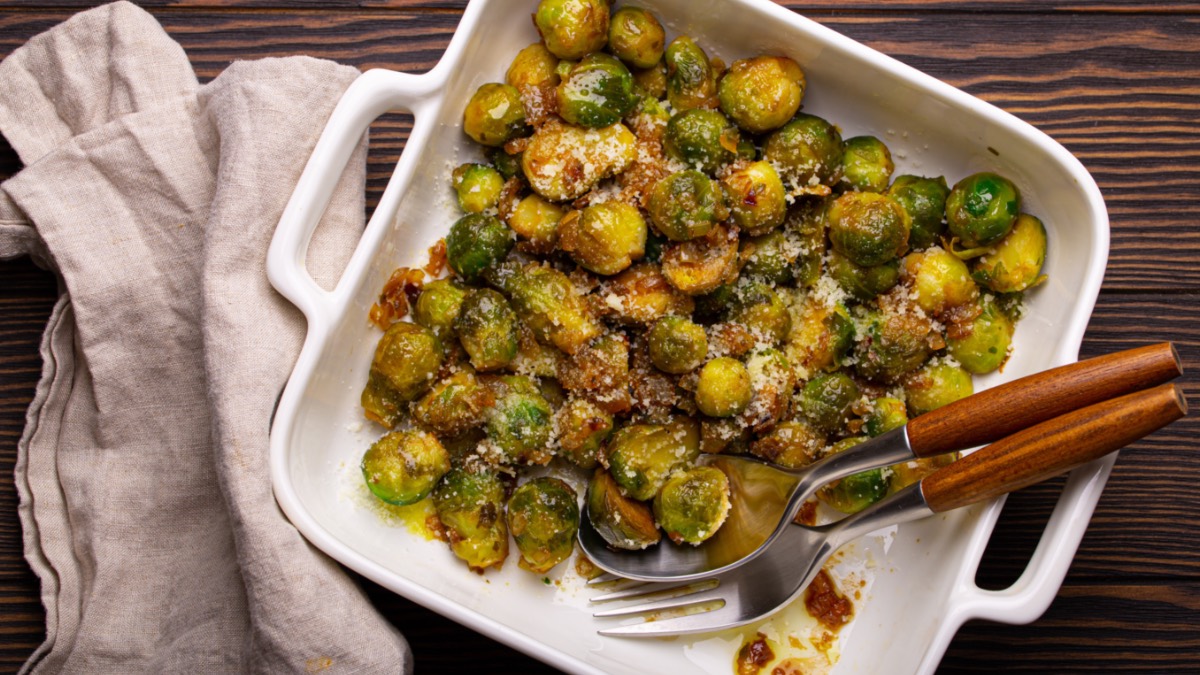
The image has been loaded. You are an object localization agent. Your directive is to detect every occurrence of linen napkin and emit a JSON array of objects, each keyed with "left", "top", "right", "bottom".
[{"left": 0, "top": 3, "right": 412, "bottom": 672}]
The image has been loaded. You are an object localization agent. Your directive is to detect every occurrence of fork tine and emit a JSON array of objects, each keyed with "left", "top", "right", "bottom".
[
  {"left": 590, "top": 577, "right": 719, "bottom": 604},
  {"left": 597, "top": 601, "right": 744, "bottom": 637},
  {"left": 586, "top": 572, "right": 623, "bottom": 587},
  {"left": 592, "top": 580, "right": 725, "bottom": 618}
]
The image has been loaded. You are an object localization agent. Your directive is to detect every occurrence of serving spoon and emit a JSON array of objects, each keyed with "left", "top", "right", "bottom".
[{"left": 579, "top": 343, "right": 1183, "bottom": 583}]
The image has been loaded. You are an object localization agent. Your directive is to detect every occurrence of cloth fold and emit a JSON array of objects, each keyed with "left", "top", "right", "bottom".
[{"left": 0, "top": 3, "right": 411, "bottom": 672}]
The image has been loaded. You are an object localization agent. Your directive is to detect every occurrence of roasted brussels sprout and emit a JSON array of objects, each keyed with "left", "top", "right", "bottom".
[
  {"left": 664, "top": 36, "right": 718, "bottom": 111},
  {"left": 729, "top": 282, "right": 791, "bottom": 345},
  {"left": 901, "top": 247, "right": 979, "bottom": 317},
  {"left": 947, "top": 297, "right": 1014, "bottom": 374},
  {"left": 507, "top": 42, "right": 560, "bottom": 92},
  {"left": 413, "top": 369, "right": 494, "bottom": 438},
  {"left": 413, "top": 279, "right": 467, "bottom": 339},
  {"left": 632, "top": 61, "right": 667, "bottom": 99},
  {"left": 888, "top": 175, "right": 949, "bottom": 250},
  {"left": 737, "top": 230, "right": 789, "bottom": 285},
  {"left": 361, "top": 429, "right": 451, "bottom": 506},
  {"left": 521, "top": 119, "right": 637, "bottom": 201},
  {"left": 496, "top": 262, "right": 603, "bottom": 355},
  {"left": 722, "top": 161, "right": 787, "bottom": 236},
  {"left": 764, "top": 113, "right": 843, "bottom": 190},
  {"left": 559, "top": 201, "right": 647, "bottom": 275},
  {"left": 446, "top": 213, "right": 514, "bottom": 282},
  {"left": 717, "top": 56, "right": 805, "bottom": 134},
  {"left": 507, "top": 477, "right": 580, "bottom": 573},
  {"left": 945, "top": 172, "right": 1020, "bottom": 248},
  {"left": 904, "top": 361, "right": 973, "bottom": 416},
  {"left": 587, "top": 469, "right": 661, "bottom": 550},
  {"left": 606, "top": 420, "right": 701, "bottom": 501},
  {"left": 785, "top": 299, "right": 855, "bottom": 377},
  {"left": 827, "top": 191, "right": 911, "bottom": 267},
  {"left": 818, "top": 438, "right": 890, "bottom": 514},
  {"left": 742, "top": 348, "right": 795, "bottom": 432},
  {"left": 608, "top": 6, "right": 665, "bottom": 69},
  {"left": 485, "top": 375, "right": 554, "bottom": 465},
  {"left": 798, "top": 371, "right": 861, "bottom": 434},
  {"left": 433, "top": 467, "right": 509, "bottom": 571},
  {"left": 664, "top": 108, "right": 738, "bottom": 175},
  {"left": 840, "top": 135, "right": 894, "bottom": 193},
  {"left": 463, "top": 83, "right": 527, "bottom": 147},
  {"left": 452, "top": 163, "right": 504, "bottom": 214},
  {"left": 750, "top": 419, "right": 826, "bottom": 469},
  {"left": 648, "top": 315, "right": 708, "bottom": 374},
  {"left": 827, "top": 249, "right": 901, "bottom": 302},
  {"left": 361, "top": 322, "right": 444, "bottom": 427},
  {"left": 972, "top": 213, "right": 1047, "bottom": 293},
  {"left": 853, "top": 308, "right": 935, "bottom": 384},
  {"left": 597, "top": 263, "right": 695, "bottom": 325},
  {"left": 534, "top": 0, "right": 610, "bottom": 60},
  {"left": 507, "top": 193, "right": 564, "bottom": 251},
  {"left": 555, "top": 397, "right": 614, "bottom": 469},
  {"left": 660, "top": 224, "right": 740, "bottom": 295},
  {"left": 653, "top": 466, "right": 731, "bottom": 545},
  {"left": 696, "top": 357, "right": 753, "bottom": 417},
  {"left": 862, "top": 396, "right": 908, "bottom": 437},
  {"left": 557, "top": 53, "right": 638, "bottom": 127},
  {"left": 786, "top": 197, "right": 829, "bottom": 287},
  {"left": 455, "top": 289, "right": 519, "bottom": 371},
  {"left": 647, "top": 170, "right": 725, "bottom": 242}
]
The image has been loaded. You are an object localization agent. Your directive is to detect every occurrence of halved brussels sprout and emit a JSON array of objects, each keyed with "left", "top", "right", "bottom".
[
  {"left": 903, "top": 361, "right": 974, "bottom": 416},
  {"left": 660, "top": 224, "right": 740, "bottom": 295},
  {"left": 507, "top": 477, "right": 580, "bottom": 573},
  {"left": 361, "top": 429, "right": 451, "bottom": 506},
  {"left": 947, "top": 297, "right": 1014, "bottom": 374},
  {"left": 853, "top": 308, "right": 935, "bottom": 384},
  {"left": 653, "top": 466, "right": 731, "bottom": 545},
  {"left": 729, "top": 282, "right": 791, "bottom": 345},
  {"left": 413, "top": 279, "right": 467, "bottom": 340},
  {"left": 840, "top": 135, "right": 894, "bottom": 193},
  {"left": 433, "top": 467, "right": 509, "bottom": 571},
  {"left": 361, "top": 322, "right": 444, "bottom": 428},
  {"left": 750, "top": 419, "right": 826, "bottom": 469},
  {"left": 827, "top": 191, "right": 911, "bottom": 267},
  {"left": 901, "top": 247, "right": 979, "bottom": 317},
  {"left": 452, "top": 163, "right": 504, "bottom": 214},
  {"left": 587, "top": 469, "right": 661, "bottom": 550},
  {"left": 818, "top": 438, "right": 891, "bottom": 514},
  {"left": 946, "top": 172, "right": 1020, "bottom": 248},
  {"left": 664, "top": 36, "right": 718, "bottom": 111},
  {"left": 445, "top": 213, "right": 514, "bottom": 282},
  {"left": 507, "top": 42, "right": 560, "bottom": 92},
  {"left": 648, "top": 170, "right": 725, "bottom": 242},
  {"left": 862, "top": 396, "right": 908, "bottom": 437},
  {"left": 521, "top": 119, "right": 637, "bottom": 201},
  {"left": 798, "top": 371, "right": 862, "bottom": 434},
  {"left": 648, "top": 315, "right": 708, "bottom": 374},
  {"left": 454, "top": 288, "right": 519, "bottom": 372},
  {"left": 608, "top": 6, "right": 665, "bottom": 69},
  {"left": 785, "top": 299, "right": 855, "bottom": 377},
  {"left": 507, "top": 193, "right": 564, "bottom": 251},
  {"left": 596, "top": 263, "right": 695, "bottom": 325},
  {"left": 827, "top": 249, "right": 901, "bottom": 302},
  {"left": 888, "top": 175, "right": 949, "bottom": 250},
  {"left": 764, "top": 113, "right": 843, "bottom": 190},
  {"left": 742, "top": 348, "right": 796, "bottom": 432},
  {"left": 722, "top": 161, "right": 787, "bottom": 236},
  {"left": 740, "top": 230, "right": 797, "bottom": 286},
  {"left": 485, "top": 376, "right": 554, "bottom": 465},
  {"left": 972, "top": 213, "right": 1047, "bottom": 293},
  {"left": 463, "top": 83, "right": 527, "bottom": 147},
  {"left": 718, "top": 56, "right": 805, "bottom": 134},
  {"left": 413, "top": 369, "right": 494, "bottom": 438},
  {"left": 606, "top": 419, "right": 701, "bottom": 501},
  {"left": 701, "top": 416, "right": 749, "bottom": 454},
  {"left": 534, "top": 0, "right": 610, "bottom": 60},
  {"left": 664, "top": 108, "right": 738, "bottom": 175},
  {"left": 696, "top": 357, "right": 753, "bottom": 417},
  {"left": 555, "top": 397, "right": 614, "bottom": 469},
  {"left": 496, "top": 262, "right": 603, "bottom": 355},
  {"left": 559, "top": 201, "right": 647, "bottom": 275},
  {"left": 557, "top": 53, "right": 638, "bottom": 128}
]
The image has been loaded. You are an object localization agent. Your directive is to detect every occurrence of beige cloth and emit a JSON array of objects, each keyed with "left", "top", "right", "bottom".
[{"left": 0, "top": 3, "right": 412, "bottom": 672}]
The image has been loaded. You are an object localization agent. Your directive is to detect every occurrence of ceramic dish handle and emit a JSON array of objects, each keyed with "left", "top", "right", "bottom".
[{"left": 267, "top": 68, "right": 441, "bottom": 324}]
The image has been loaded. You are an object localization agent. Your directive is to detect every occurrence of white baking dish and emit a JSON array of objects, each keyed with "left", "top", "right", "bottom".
[{"left": 266, "top": 0, "right": 1109, "bottom": 672}]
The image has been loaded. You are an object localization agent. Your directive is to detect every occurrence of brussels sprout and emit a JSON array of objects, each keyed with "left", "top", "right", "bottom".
[
  {"left": 485, "top": 376, "right": 555, "bottom": 465},
  {"left": 664, "top": 36, "right": 718, "bottom": 111},
  {"left": 888, "top": 175, "right": 950, "bottom": 250},
  {"left": 433, "top": 467, "right": 509, "bottom": 571},
  {"left": 696, "top": 357, "right": 753, "bottom": 417},
  {"left": 557, "top": 53, "right": 638, "bottom": 128},
  {"left": 454, "top": 289, "right": 519, "bottom": 372},
  {"left": 900, "top": 247, "right": 979, "bottom": 317},
  {"left": 507, "top": 42, "right": 560, "bottom": 92},
  {"left": 798, "top": 371, "right": 861, "bottom": 434},
  {"left": 853, "top": 308, "right": 935, "bottom": 384},
  {"left": 608, "top": 6, "right": 665, "bottom": 69},
  {"left": 661, "top": 224, "right": 740, "bottom": 295},
  {"left": 945, "top": 172, "right": 1021, "bottom": 248},
  {"left": 764, "top": 113, "right": 844, "bottom": 190},
  {"left": 972, "top": 213, "right": 1047, "bottom": 293},
  {"left": 750, "top": 419, "right": 826, "bottom": 469},
  {"left": 827, "top": 249, "right": 901, "bottom": 302},
  {"left": 648, "top": 315, "right": 708, "bottom": 374},
  {"left": 742, "top": 348, "right": 796, "bottom": 432},
  {"left": 534, "top": 0, "right": 610, "bottom": 60},
  {"left": 717, "top": 56, "right": 805, "bottom": 134},
  {"left": 785, "top": 299, "right": 855, "bottom": 376},
  {"left": 361, "top": 322, "right": 444, "bottom": 427},
  {"left": 463, "top": 83, "right": 527, "bottom": 147},
  {"left": 555, "top": 59, "right": 576, "bottom": 80},
  {"left": 947, "top": 297, "right": 1014, "bottom": 374},
  {"left": 507, "top": 193, "right": 564, "bottom": 251},
  {"left": 587, "top": 469, "right": 661, "bottom": 550},
  {"left": 863, "top": 396, "right": 908, "bottom": 437},
  {"left": 596, "top": 263, "right": 695, "bottom": 325},
  {"left": 361, "top": 430, "right": 451, "bottom": 506},
  {"left": 840, "top": 136, "right": 894, "bottom": 193},
  {"left": 413, "top": 369, "right": 494, "bottom": 438},
  {"left": 413, "top": 279, "right": 467, "bottom": 340},
  {"left": 664, "top": 108, "right": 738, "bottom": 175},
  {"left": 903, "top": 361, "right": 974, "bottom": 416},
  {"left": 555, "top": 397, "right": 614, "bottom": 469},
  {"left": 559, "top": 201, "right": 647, "bottom": 275},
  {"left": 557, "top": 332, "right": 631, "bottom": 413},
  {"left": 818, "top": 438, "right": 890, "bottom": 514},
  {"left": 647, "top": 170, "right": 725, "bottom": 242},
  {"left": 507, "top": 477, "right": 580, "bottom": 573},
  {"left": 827, "top": 191, "right": 911, "bottom": 267},
  {"left": 740, "top": 230, "right": 797, "bottom": 285},
  {"left": 606, "top": 419, "right": 701, "bottom": 501},
  {"left": 446, "top": 213, "right": 514, "bottom": 282},
  {"left": 722, "top": 161, "right": 787, "bottom": 236},
  {"left": 653, "top": 466, "right": 731, "bottom": 545},
  {"left": 451, "top": 163, "right": 504, "bottom": 214},
  {"left": 632, "top": 61, "right": 667, "bottom": 99},
  {"left": 786, "top": 197, "right": 829, "bottom": 287},
  {"left": 487, "top": 146, "right": 523, "bottom": 179},
  {"left": 729, "top": 282, "right": 791, "bottom": 345},
  {"left": 496, "top": 262, "right": 603, "bottom": 355},
  {"left": 700, "top": 416, "right": 749, "bottom": 454},
  {"left": 521, "top": 119, "right": 637, "bottom": 201}
]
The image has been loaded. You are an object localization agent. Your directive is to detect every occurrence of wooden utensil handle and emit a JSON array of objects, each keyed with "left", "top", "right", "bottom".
[
  {"left": 921, "top": 383, "right": 1187, "bottom": 513},
  {"left": 908, "top": 342, "right": 1182, "bottom": 458}
]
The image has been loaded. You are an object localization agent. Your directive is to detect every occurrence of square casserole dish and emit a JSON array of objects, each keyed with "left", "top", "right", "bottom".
[{"left": 267, "top": 0, "right": 1109, "bottom": 672}]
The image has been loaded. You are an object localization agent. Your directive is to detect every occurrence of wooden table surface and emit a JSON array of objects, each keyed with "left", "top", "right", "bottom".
[{"left": 1, "top": 1, "right": 1198, "bottom": 672}]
